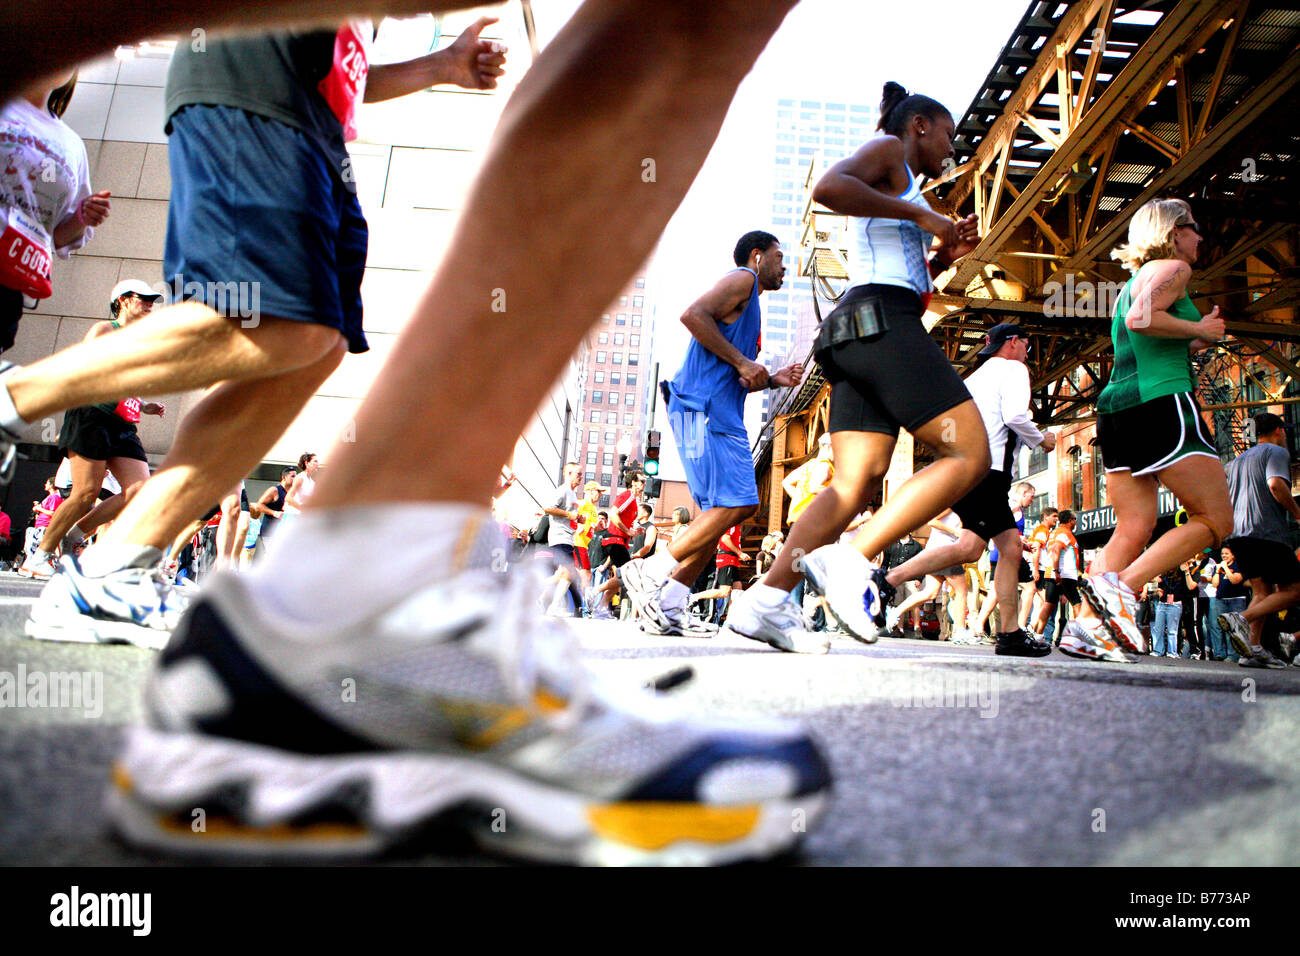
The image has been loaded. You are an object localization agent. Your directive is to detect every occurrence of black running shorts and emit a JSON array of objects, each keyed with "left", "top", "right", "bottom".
[
  {"left": 1097, "top": 392, "right": 1217, "bottom": 476},
  {"left": 715, "top": 564, "right": 740, "bottom": 588},
  {"left": 952, "top": 469, "right": 1017, "bottom": 543},
  {"left": 1044, "top": 578, "right": 1081, "bottom": 606},
  {"left": 59, "top": 405, "right": 147, "bottom": 463},
  {"left": 818, "top": 284, "right": 972, "bottom": 437},
  {"left": 1224, "top": 536, "right": 1300, "bottom": 587}
]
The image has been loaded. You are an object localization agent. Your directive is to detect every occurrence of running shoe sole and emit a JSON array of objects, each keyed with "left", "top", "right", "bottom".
[
  {"left": 798, "top": 559, "right": 877, "bottom": 645},
  {"left": 1079, "top": 577, "right": 1144, "bottom": 654},
  {"left": 25, "top": 612, "right": 171, "bottom": 650},
  {"left": 108, "top": 725, "right": 827, "bottom": 865},
  {"left": 722, "top": 624, "right": 831, "bottom": 655},
  {"left": 1218, "top": 614, "right": 1254, "bottom": 660},
  {"left": 619, "top": 560, "right": 673, "bottom": 631}
]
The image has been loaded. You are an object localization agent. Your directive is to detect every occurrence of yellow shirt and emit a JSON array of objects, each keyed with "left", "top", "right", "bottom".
[
  {"left": 573, "top": 501, "right": 599, "bottom": 548},
  {"left": 787, "top": 458, "right": 834, "bottom": 525}
]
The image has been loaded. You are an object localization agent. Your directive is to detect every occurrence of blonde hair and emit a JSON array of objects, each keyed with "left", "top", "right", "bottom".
[
  {"left": 1110, "top": 198, "right": 1194, "bottom": 274},
  {"left": 47, "top": 72, "right": 78, "bottom": 118}
]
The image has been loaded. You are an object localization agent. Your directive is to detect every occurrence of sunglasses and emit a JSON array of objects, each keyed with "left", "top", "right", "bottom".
[{"left": 1177, "top": 221, "right": 1201, "bottom": 233}]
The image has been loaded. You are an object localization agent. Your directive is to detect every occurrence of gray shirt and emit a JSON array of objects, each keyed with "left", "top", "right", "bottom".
[
  {"left": 547, "top": 483, "right": 579, "bottom": 547},
  {"left": 1226, "top": 443, "right": 1293, "bottom": 545}
]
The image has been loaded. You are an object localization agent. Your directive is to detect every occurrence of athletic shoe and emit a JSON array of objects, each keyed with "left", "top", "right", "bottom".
[
  {"left": 618, "top": 558, "right": 671, "bottom": 626},
  {"left": 640, "top": 616, "right": 717, "bottom": 639},
  {"left": 949, "top": 628, "right": 979, "bottom": 645},
  {"left": 994, "top": 629, "right": 1052, "bottom": 658},
  {"left": 1239, "top": 646, "right": 1286, "bottom": 669},
  {"left": 1218, "top": 612, "right": 1253, "bottom": 659},
  {"left": 1080, "top": 572, "right": 1147, "bottom": 654},
  {"left": 885, "top": 606, "right": 903, "bottom": 633},
  {"left": 108, "top": 563, "right": 832, "bottom": 864},
  {"left": 723, "top": 591, "right": 831, "bottom": 655},
  {"left": 1057, "top": 620, "right": 1132, "bottom": 664},
  {"left": 17, "top": 549, "right": 56, "bottom": 580},
  {"left": 1277, "top": 632, "right": 1297, "bottom": 664},
  {"left": 24, "top": 554, "right": 186, "bottom": 649},
  {"left": 591, "top": 605, "right": 616, "bottom": 621},
  {"left": 797, "top": 542, "right": 881, "bottom": 644}
]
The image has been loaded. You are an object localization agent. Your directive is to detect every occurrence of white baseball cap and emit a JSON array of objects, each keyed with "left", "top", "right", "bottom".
[{"left": 109, "top": 278, "right": 162, "bottom": 304}]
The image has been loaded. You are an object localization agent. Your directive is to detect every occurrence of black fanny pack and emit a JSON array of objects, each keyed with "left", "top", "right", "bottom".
[{"left": 813, "top": 284, "right": 919, "bottom": 357}]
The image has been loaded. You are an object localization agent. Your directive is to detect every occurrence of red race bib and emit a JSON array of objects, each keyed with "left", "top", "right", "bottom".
[
  {"left": 318, "top": 21, "right": 370, "bottom": 143},
  {"left": 0, "top": 206, "right": 53, "bottom": 299},
  {"left": 114, "top": 397, "right": 142, "bottom": 423}
]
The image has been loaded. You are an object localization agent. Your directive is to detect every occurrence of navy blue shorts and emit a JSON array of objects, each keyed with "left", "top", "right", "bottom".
[
  {"left": 164, "top": 105, "right": 369, "bottom": 353},
  {"left": 667, "top": 396, "right": 759, "bottom": 512}
]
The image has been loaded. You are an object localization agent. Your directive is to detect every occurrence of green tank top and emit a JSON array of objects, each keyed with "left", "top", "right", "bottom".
[
  {"left": 93, "top": 320, "right": 125, "bottom": 416},
  {"left": 1096, "top": 273, "right": 1201, "bottom": 414}
]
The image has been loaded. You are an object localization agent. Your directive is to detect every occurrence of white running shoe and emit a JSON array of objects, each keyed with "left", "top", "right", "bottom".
[
  {"left": 619, "top": 558, "right": 671, "bottom": 626},
  {"left": 1218, "top": 612, "right": 1253, "bottom": 660},
  {"left": 1080, "top": 572, "right": 1147, "bottom": 654},
  {"left": 797, "top": 542, "right": 881, "bottom": 644},
  {"left": 25, "top": 554, "right": 185, "bottom": 649},
  {"left": 885, "top": 606, "right": 902, "bottom": 633},
  {"left": 17, "top": 549, "right": 57, "bottom": 580},
  {"left": 1057, "top": 620, "right": 1133, "bottom": 664},
  {"left": 107, "top": 557, "right": 832, "bottom": 864},
  {"left": 724, "top": 590, "right": 831, "bottom": 655}
]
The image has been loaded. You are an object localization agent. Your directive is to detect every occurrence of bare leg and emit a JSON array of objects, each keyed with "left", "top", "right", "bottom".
[
  {"left": 668, "top": 505, "right": 755, "bottom": 588},
  {"left": 36, "top": 454, "right": 108, "bottom": 554},
  {"left": 886, "top": 529, "right": 984, "bottom": 588}
]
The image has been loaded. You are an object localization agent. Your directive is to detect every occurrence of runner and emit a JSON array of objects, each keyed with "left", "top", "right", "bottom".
[
  {"left": 727, "top": 82, "right": 989, "bottom": 649},
  {"left": 16, "top": 0, "right": 831, "bottom": 865},
  {"left": 972, "top": 480, "right": 1038, "bottom": 637},
  {"left": 1065, "top": 199, "right": 1232, "bottom": 655},
  {"left": 866, "top": 324, "right": 1055, "bottom": 656},
  {"left": 588, "top": 472, "right": 644, "bottom": 619},
  {"left": 4, "top": 18, "right": 509, "bottom": 643},
  {"left": 1217, "top": 413, "right": 1300, "bottom": 668},
  {"left": 618, "top": 230, "right": 808, "bottom": 646},
  {"left": 1032, "top": 509, "right": 1085, "bottom": 648},
  {"left": 251, "top": 465, "right": 297, "bottom": 552},
  {"left": 18, "top": 280, "right": 163, "bottom": 580}
]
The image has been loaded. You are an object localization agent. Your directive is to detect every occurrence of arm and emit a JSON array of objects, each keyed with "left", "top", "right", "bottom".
[
  {"left": 1268, "top": 475, "right": 1300, "bottom": 523},
  {"left": 52, "top": 191, "right": 111, "bottom": 250},
  {"left": 141, "top": 402, "right": 166, "bottom": 417},
  {"left": 364, "top": 16, "right": 506, "bottom": 101},
  {"left": 1126, "top": 261, "right": 1225, "bottom": 341},
  {"left": 812, "top": 137, "right": 957, "bottom": 245},
  {"left": 1224, "top": 564, "right": 1244, "bottom": 585},
  {"left": 284, "top": 475, "right": 306, "bottom": 511},
  {"left": 680, "top": 270, "right": 769, "bottom": 390}
]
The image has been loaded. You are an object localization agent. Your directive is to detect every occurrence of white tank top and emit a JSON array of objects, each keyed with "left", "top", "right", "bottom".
[
  {"left": 847, "top": 162, "right": 935, "bottom": 298},
  {"left": 286, "top": 473, "right": 315, "bottom": 514}
]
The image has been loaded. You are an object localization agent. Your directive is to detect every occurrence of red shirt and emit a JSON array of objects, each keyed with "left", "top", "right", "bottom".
[
  {"left": 604, "top": 490, "right": 638, "bottom": 548},
  {"left": 716, "top": 525, "right": 743, "bottom": 568},
  {"left": 0, "top": 511, "right": 10, "bottom": 538}
]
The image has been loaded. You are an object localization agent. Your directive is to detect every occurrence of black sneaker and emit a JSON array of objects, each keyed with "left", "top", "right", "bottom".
[
  {"left": 995, "top": 629, "right": 1052, "bottom": 658},
  {"left": 870, "top": 567, "right": 896, "bottom": 609}
]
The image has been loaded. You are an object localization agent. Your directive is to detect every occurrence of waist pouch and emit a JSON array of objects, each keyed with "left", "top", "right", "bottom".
[{"left": 813, "top": 284, "right": 922, "bottom": 358}]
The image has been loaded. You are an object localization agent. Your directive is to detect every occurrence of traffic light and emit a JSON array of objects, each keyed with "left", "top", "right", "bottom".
[
  {"left": 643, "top": 476, "right": 661, "bottom": 499},
  {"left": 643, "top": 430, "right": 661, "bottom": 476}
]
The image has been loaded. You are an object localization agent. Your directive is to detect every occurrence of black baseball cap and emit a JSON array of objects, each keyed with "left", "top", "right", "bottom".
[
  {"left": 977, "top": 323, "right": 1026, "bottom": 356},
  {"left": 1254, "top": 412, "right": 1291, "bottom": 437}
]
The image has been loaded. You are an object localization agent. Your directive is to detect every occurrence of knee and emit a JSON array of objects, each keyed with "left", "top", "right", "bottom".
[
  {"left": 249, "top": 321, "right": 347, "bottom": 372},
  {"left": 69, "top": 488, "right": 98, "bottom": 510},
  {"left": 1202, "top": 506, "right": 1234, "bottom": 545}
]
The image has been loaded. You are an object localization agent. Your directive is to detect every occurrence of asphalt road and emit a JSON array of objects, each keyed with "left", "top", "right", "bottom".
[{"left": 2, "top": 570, "right": 1298, "bottom": 866}]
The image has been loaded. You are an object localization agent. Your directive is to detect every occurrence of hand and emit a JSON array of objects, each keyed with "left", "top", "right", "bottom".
[
  {"left": 935, "top": 213, "right": 980, "bottom": 263},
  {"left": 918, "top": 210, "right": 958, "bottom": 247},
  {"left": 442, "top": 16, "right": 508, "bottom": 91},
  {"left": 1040, "top": 431, "right": 1057, "bottom": 452},
  {"left": 1197, "top": 306, "right": 1225, "bottom": 342},
  {"left": 737, "top": 360, "right": 769, "bottom": 391},
  {"left": 143, "top": 402, "right": 165, "bottom": 417},
  {"left": 78, "top": 191, "right": 111, "bottom": 227},
  {"left": 770, "top": 362, "right": 804, "bottom": 388}
]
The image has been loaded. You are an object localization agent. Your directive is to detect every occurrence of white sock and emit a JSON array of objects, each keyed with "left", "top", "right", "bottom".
[
  {"left": 245, "top": 503, "right": 499, "bottom": 629},
  {"left": 0, "top": 367, "right": 31, "bottom": 435},
  {"left": 79, "top": 542, "right": 163, "bottom": 577},
  {"left": 64, "top": 526, "right": 86, "bottom": 546},
  {"left": 660, "top": 579, "right": 690, "bottom": 611},
  {"left": 749, "top": 582, "right": 792, "bottom": 608},
  {"left": 643, "top": 547, "right": 676, "bottom": 582}
]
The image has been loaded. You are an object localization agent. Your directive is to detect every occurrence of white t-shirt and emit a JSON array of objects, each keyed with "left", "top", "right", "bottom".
[
  {"left": 964, "top": 356, "right": 1046, "bottom": 474},
  {"left": 55, "top": 456, "right": 122, "bottom": 495},
  {"left": 0, "top": 98, "right": 93, "bottom": 255},
  {"left": 547, "top": 482, "right": 579, "bottom": 548}
]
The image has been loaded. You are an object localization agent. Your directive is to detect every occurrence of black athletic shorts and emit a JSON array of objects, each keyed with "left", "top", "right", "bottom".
[
  {"left": 1097, "top": 392, "right": 1217, "bottom": 476},
  {"left": 1224, "top": 536, "right": 1300, "bottom": 587},
  {"left": 989, "top": 556, "right": 1036, "bottom": 584},
  {"left": 604, "top": 543, "right": 632, "bottom": 569},
  {"left": 818, "top": 284, "right": 971, "bottom": 437},
  {"left": 1044, "top": 578, "right": 1081, "bottom": 606},
  {"left": 240, "top": 488, "right": 249, "bottom": 513},
  {"left": 0, "top": 285, "right": 23, "bottom": 352},
  {"left": 59, "top": 405, "right": 147, "bottom": 462},
  {"left": 715, "top": 564, "right": 740, "bottom": 588},
  {"left": 952, "top": 469, "right": 1016, "bottom": 542}
]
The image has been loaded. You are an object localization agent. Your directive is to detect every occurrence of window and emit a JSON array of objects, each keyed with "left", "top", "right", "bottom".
[
  {"left": 628, "top": 354, "right": 639, "bottom": 365},
  {"left": 598, "top": 332, "right": 608, "bottom": 344},
  {"left": 594, "top": 371, "right": 604, "bottom": 383},
  {"left": 600, "top": 473, "right": 612, "bottom": 489},
  {"left": 632, "top": 317, "right": 642, "bottom": 327},
  {"left": 623, "top": 414, "right": 634, "bottom": 426},
  {"left": 630, "top": 335, "right": 640, "bottom": 347},
  {"left": 613, "top": 334, "right": 624, "bottom": 346},
  {"left": 635, "top": 277, "right": 645, "bottom": 289},
  {"left": 617, "top": 313, "right": 628, "bottom": 325},
  {"left": 632, "top": 296, "right": 644, "bottom": 308},
  {"left": 610, "top": 372, "right": 621, "bottom": 385},
  {"left": 585, "top": 470, "right": 595, "bottom": 482},
  {"left": 625, "top": 394, "right": 635, "bottom": 406},
  {"left": 586, "top": 452, "right": 596, "bottom": 465},
  {"left": 1026, "top": 493, "right": 1049, "bottom": 524},
  {"left": 606, "top": 412, "right": 617, "bottom": 424},
  {"left": 1093, "top": 449, "right": 1107, "bottom": 508},
  {"left": 589, "top": 410, "right": 601, "bottom": 423},
  {"left": 608, "top": 391, "right": 619, "bottom": 404},
  {"left": 588, "top": 430, "right": 598, "bottom": 443},
  {"left": 596, "top": 351, "right": 606, "bottom": 364},
  {"left": 1027, "top": 443, "right": 1048, "bottom": 475},
  {"left": 627, "top": 374, "right": 637, "bottom": 386},
  {"left": 619, "top": 296, "right": 627, "bottom": 306},
  {"left": 1069, "top": 446, "right": 1083, "bottom": 511},
  {"left": 604, "top": 431, "right": 615, "bottom": 443},
  {"left": 592, "top": 390, "right": 603, "bottom": 403},
  {"left": 601, "top": 313, "right": 610, "bottom": 323},
  {"left": 602, "top": 453, "right": 613, "bottom": 466},
  {"left": 613, "top": 353, "right": 623, "bottom": 365}
]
